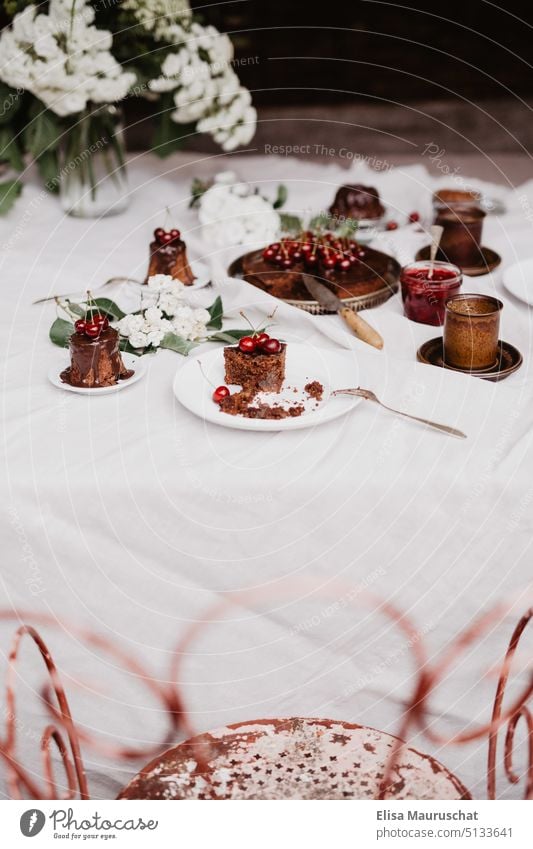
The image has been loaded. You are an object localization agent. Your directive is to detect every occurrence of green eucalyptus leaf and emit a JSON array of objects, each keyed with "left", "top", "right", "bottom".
[
  {"left": 24, "top": 108, "right": 61, "bottom": 158},
  {"left": 49, "top": 317, "right": 74, "bottom": 348},
  {"left": 160, "top": 332, "right": 197, "bottom": 355},
  {"left": 0, "top": 179, "right": 22, "bottom": 214},
  {"left": 0, "top": 83, "right": 22, "bottom": 125},
  {"left": 279, "top": 212, "right": 303, "bottom": 234},
  {"left": 38, "top": 150, "right": 61, "bottom": 193},
  {"left": 208, "top": 328, "right": 253, "bottom": 344},
  {"left": 207, "top": 295, "right": 223, "bottom": 329},
  {"left": 0, "top": 126, "right": 24, "bottom": 171},
  {"left": 90, "top": 298, "right": 126, "bottom": 320},
  {"left": 65, "top": 300, "right": 85, "bottom": 317},
  {"left": 118, "top": 338, "right": 143, "bottom": 356},
  {"left": 273, "top": 184, "right": 288, "bottom": 209}
]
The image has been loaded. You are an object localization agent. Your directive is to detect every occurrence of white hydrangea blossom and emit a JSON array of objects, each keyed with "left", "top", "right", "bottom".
[
  {"left": 0, "top": 0, "right": 136, "bottom": 116},
  {"left": 198, "top": 174, "right": 280, "bottom": 248},
  {"left": 148, "top": 20, "right": 256, "bottom": 151},
  {"left": 123, "top": 0, "right": 192, "bottom": 42},
  {"left": 117, "top": 274, "right": 210, "bottom": 348}
]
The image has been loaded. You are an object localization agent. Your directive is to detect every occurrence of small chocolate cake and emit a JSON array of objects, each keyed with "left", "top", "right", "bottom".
[
  {"left": 224, "top": 344, "right": 286, "bottom": 392},
  {"left": 60, "top": 327, "right": 133, "bottom": 388},
  {"left": 329, "top": 183, "right": 385, "bottom": 221},
  {"left": 146, "top": 238, "right": 196, "bottom": 285}
]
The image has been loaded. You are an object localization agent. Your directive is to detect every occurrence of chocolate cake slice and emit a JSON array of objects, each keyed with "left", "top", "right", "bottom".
[
  {"left": 60, "top": 327, "right": 133, "bottom": 388},
  {"left": 224, "top": 344, "right": 286, "bottom": 393}
]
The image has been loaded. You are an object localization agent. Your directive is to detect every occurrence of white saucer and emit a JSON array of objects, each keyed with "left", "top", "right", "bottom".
[
  {"left": 48, "top": 352, "right": 147, "bottom": 394},
  {"left": 503, "top": 258, "right": 533, "bottom": 307},
  {"left": 173, "top": 343, "right": 361, "bottom": 432},
  {"left": 189, "top": 260, "right": 211, "bottom": 289}
]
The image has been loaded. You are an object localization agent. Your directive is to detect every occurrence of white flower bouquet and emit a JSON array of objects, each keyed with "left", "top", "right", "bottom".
[
  {"left": 191, "top": 171, "right": 289, "bottom": 248},
  {"left": 49, "top": 277, "right": 254, "bottom": 356},
  {"left": 0, "top": 1, "right": 256, "bottom": 213}
]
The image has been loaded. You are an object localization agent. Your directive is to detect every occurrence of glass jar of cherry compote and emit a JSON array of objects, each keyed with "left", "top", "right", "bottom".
[{"left": 400, "top": 260, "right": 462, "bottom": 325}]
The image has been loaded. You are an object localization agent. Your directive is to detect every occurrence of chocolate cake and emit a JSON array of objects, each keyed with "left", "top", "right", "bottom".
[
  {"left": 240, "top": 238, "right": 396, "bottom": 303},
  {"left": 224, "top": 344, "right": 286, "bottom": 392},
  {"left": 145, "top": 227, "right": 196, "bottom": 285},
  {"left": 329, "top": 184, "right": 385, "bottom": 221},
  {"left": 219, "top": 389, "right": 304, "bottom": 419},
  {"left": 60, "top": 327, "right": 133, "bottom": 388},
  {"left": 118, "top": 717, "right": 471, "bottom": 800}
]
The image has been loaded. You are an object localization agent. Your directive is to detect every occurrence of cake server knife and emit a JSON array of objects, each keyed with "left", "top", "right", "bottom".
[{"left": 301, "top": 274, "right": 384, "bottom": 350}]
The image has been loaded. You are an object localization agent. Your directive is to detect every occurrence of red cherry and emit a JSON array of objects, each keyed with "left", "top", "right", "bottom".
[
  {"left": 93, "top": 313, "right": 109, "bottom": 330},
  {"left": 263, "top": 247, "right": 276, "bottom": 260},
  {"left": 160, "top": 232, "right": 173, "bottom": 244},
  {"left": 281, "top": 258, "right": 294, "bottom": 269},
  {"left": 154, "top": 227, "right": 165, "bottom": 242},
  {"left": 261, "top": 337, "right": 282, "bottom": 354},
  {"left": 322, "top": 257, "right": 336, "bottom": 269},
  {"left": 238, "top": 336, "right": 257, "bottom": 353},
  {"left": 213, "top": 385, "right": 230, "bottom": 404},
  {"left": 74, "top": 319, "right": 86, "bottom": 334},
  {"left": 270, "top": 243, "right": 280, "bottom": 251},
  {"left": 255, "top": 332, "right": 270, "bottom": 346},
  {"left": 170, "top": 228, "right": 181, "bottom": 240},
  {"left": 304, "top": 254, "right": 318, "bottom": 268},
  {"left": 386, "top": 221, "right": 398, "bottom": 231},
  {"left": 301, "top": 243, "right": 313, "bottom": 254},
  {"left": 85, "top": 322, "right": 100, "bottom": 338},
  {"left": 337, "top": 258, "right": 351, "bottom": 271},
  {"left": 273, "top": 253, "right": 283, "bottom": 263},
  {"left": 291, "top": 250, "right": 303, "bottom": 261},
  {"left": 408, "top": 211, "right": 420, "bottom": 223}
]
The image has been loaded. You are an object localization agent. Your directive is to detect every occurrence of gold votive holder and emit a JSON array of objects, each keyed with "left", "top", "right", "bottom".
[{"left": 443, "top": 294, "right": 503, "bottom": 371}]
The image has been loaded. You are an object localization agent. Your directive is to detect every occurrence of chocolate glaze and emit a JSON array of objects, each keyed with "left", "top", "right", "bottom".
[
  {"left": 329, "top": 183, "right": 385, "bottom": 221},
  {"left": 241, "top": 246, "right": 395, "bottom": 301},
  {"left": 60, "top": 327, "right": 134, "bottom": 388},
  {"left": 145, "top": 239, "right": 196, "bottom": 285}
]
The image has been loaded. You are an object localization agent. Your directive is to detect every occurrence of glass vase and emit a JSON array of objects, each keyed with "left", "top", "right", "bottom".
[{"left": 60, "top": 104, "right": 129, "bottom": 218}]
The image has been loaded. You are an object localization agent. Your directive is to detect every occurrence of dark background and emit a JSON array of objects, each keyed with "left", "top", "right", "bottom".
[{"left": 194, "top": 0, "right": 533, "bottom": 105}]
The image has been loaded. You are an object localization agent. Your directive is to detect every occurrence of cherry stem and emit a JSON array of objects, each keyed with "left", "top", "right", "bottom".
[{"left": 197, "top": 360, "right": 216, "bottom": 389}]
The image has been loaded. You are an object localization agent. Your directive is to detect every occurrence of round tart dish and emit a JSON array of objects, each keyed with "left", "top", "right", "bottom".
[{"left": 118, "top": 717, "right": 471, "bottom": 800}]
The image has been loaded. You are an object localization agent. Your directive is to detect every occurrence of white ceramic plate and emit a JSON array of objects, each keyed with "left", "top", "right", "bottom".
[
  {"left": 188, "top": 260, "right": 211, "bottom": 289},
  {"left": 173, "top": 343, "right": 362, "bottom": 431},
  {"left": 48, "top": 352, "right": 147, "bottom": 395},
  {"left": 503, "top": 258, "right": 533, "bottom": 307}
]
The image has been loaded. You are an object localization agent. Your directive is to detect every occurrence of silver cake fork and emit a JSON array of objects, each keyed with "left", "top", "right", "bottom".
[{"left": 332, "top": 387, "right": 466, "bottom": 439}]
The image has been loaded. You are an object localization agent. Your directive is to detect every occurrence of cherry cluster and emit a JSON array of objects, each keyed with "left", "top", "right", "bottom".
[
  {"left": 238, "top": 332, "right": 281, "bottom": 355},
  {"left": 262, "top": 232, "right": 365, "bottom": 272},
  {"left": 74, "top": 313, "right": 109, "bottom": 339},
  {"left": 153, "top": 227, "right": 181, "bottom": 246}
]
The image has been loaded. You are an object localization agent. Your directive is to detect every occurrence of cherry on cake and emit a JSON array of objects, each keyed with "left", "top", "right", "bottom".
[
  {"left": 223, "top": 334, "right": 285, "bottom": 393},
  {"left": 145, "top": 227, "right": 196, "bottom": 285},
  {"left": 241, "top": 231, "right": 393, "bottom": 302},
  {"left": 60, "top": 316, "right": 133, "bottom": 388}
]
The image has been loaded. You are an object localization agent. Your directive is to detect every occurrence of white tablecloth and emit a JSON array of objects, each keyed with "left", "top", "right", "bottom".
[{"left": 1, "top": 152, "right": 533, "bottom": 800}]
